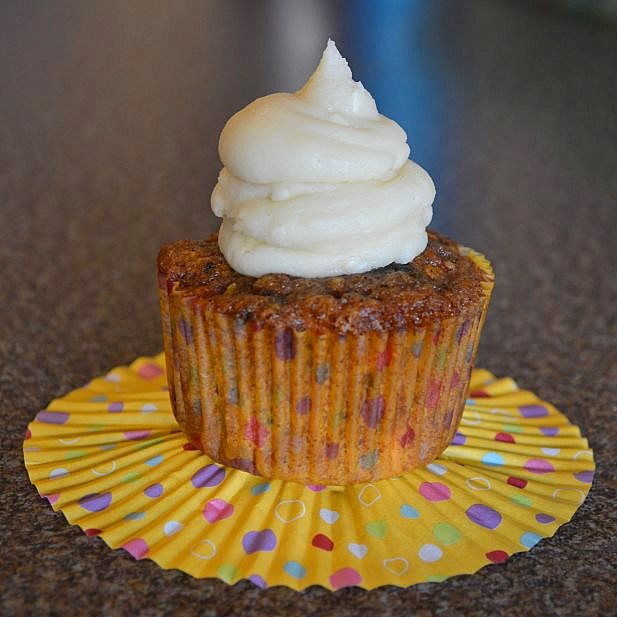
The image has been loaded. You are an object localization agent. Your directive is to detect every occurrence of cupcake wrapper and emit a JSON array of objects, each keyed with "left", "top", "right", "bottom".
[
  {"left": 159, "top": 248, "right": 494, "bottom": 484},
  {"left": 23, "top": 356, "right": 595, "bottom": 591}
]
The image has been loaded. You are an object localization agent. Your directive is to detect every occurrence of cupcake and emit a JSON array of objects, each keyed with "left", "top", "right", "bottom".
[{"left": 158, "top": 41, "right": 493, "bottom": 484}]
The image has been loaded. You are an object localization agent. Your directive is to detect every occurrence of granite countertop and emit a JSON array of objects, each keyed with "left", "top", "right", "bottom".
[{"left": 1, "top": 1, "right": 615, "bottom": 615}]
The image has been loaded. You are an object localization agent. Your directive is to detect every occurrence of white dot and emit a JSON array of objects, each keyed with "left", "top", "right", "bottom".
[
  {"left": 419, "top": 543, "right": 443, "bottom": 563},
  {"left": 541, "top": 447, "right": 560, "bottom": 456},
  {"left": 50, "top": 468, "right": 69, "bottom": 479},
  {"left": 105, "top": 372, "right": 121, "bottom": 382},
  {"left": 141, "top": 403, "right": 158, "bottom": 413},
  {"left": 163, "top": 520, "right": 183, "bottom": 536},
  {"left": 426, "top": 463, "right": 448, "bottom": 476}
]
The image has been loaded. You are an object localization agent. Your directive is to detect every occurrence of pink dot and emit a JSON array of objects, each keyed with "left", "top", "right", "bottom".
[
  {"left": 419, "top": 482, "right": 451, "bottom": 502},
  {"left": 329, "top": 567, "right": 362, "bottom": 590},
  {"left": 425, "top": 380, "right": 441, "bottom": 408},
  {"left": 124, "top": 430, "right": 152, "bottom": 441},
  {"left": 306, "top": 484, "right": 326, "bottom": 492},
  {"left": 244, "top": 417, "right": 268, "bottom": 447},
  {"left": 524, "top": 459, "right": 555, "bottom": 474},
  {"left": 122, "top": 538, "right": 149, "bottom": 560},
  {"left": 203, "top": 498, "right": 234, "bottom": 523},
  {"left": 137, "top": 363, "right": 164, "bottom": 380},
  {"left": 43, "top": 493, "right": 60, "bottom": 505}
]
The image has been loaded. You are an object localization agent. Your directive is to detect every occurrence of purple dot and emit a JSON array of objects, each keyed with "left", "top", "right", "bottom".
[
  {"left": 451, "top": 432, "right": 466, "bottom": 446},
  {"left": 179, "top": 317, "right": 193, "bottom": 343},
  {"left": 191, "top": 464, "right": 226, "bottom": 488},
  {"left": 540, "top": 426, "right": 559, "bottom": 436},
  {"left": 108, "top": 402, "right": 124, "bottom": 413},
  {"left": 242, "top": 529, "right": 277, "bottom": 554},
  {"left": 466, "top": 504, "right": 502, "bottom": 529},
  {"left": 229, "top": 457, "right": 257, "bottom": 474},
  {"left": 524, "top": 458, "right": 555, "bottom": 474},
  {"left": 456, "top": 319, "right": 471, "bottom": 343},
  {"left": 295, "top": 396, "right": 312, "bottom": 415},
  {"left": 275, "top": 328, "right": 296, "bottom": 361},
  {"left": 535, "top": 513, "right": 555, "bottom": 524},
  {"left": 79, "top": 492, "right": 112, "bottom": 512},
  {"left": 248, "top": 574, "right": 267, "bottom": 589},
  {"left": 325, "top": 442, "right": 339, "bottom": 459},
  {"left": 361, "top": 396, "right": 386, "bottom": 428},
  {"left": 574, "top": 470, "right": 594, "bottom": 483},
  {"left": 144, "top": 483, "right": 163, "bottom": 498},
  {"left": 519, "top": 404, "right": 549, "bottom": 418},
  {"left": 36, "top": 411, "right": 70, "bottom": 424}
]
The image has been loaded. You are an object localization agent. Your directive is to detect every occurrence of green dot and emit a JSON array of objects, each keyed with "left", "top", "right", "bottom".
[
  {"left": 88, "top": 423, "right": 107, "bottom": 431},
  {"left": 360, "top": 451, "right": 378, "bottom": 470},
  {"left": 366, "top": 520, "right": 388, "bottom": 539},
  {"left": 218, "top": 563, "right": 238, "bottom": 583},
  {"left": 511, "top": 493, "right": 533, "bottom": 507},
  {"left": 136, "top": 437, "right": 165, "bottom": 450},
  {"left": 502, "top": 423, "right": 524, "bottom": 434},
  {"left": 122, "top": 471, "right": 142, "bottom": 483},
  {"left": 436, "top": 346, "right": 448, "bottom": 370},
  {"left": 65, "top": 450, "right": 87, "bottom": 460},
  {"left": 426, "top": 574, "right": 448, "bottom": 583},
  {"left": 432, "top": 521, "right": 462, "bottom": 545}
]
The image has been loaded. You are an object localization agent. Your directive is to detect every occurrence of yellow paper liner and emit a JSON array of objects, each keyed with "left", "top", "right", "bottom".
[
  {"left": 23, "top": 354, "right": 594, "bottom": 590},
  {"left": 159, "top": 246, "right": 494, "bottom": 484}
]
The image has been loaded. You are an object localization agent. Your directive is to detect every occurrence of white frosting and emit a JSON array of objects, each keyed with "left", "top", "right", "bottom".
[{"left": 211, "top": 39, "right": 435, "bottom": 278}]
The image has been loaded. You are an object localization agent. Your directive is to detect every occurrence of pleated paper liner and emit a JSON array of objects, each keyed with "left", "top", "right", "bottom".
[{"left": 23, "top": 354, "right": 595, "bottom": 591}]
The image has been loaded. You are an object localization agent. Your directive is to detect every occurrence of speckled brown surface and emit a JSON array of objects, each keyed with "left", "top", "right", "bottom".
[
  {"left": 158, "top": 231, "right": 488, "bottom": 333},
  {"left": 1, "top": 1, "right": 616, "bottom": 616}
]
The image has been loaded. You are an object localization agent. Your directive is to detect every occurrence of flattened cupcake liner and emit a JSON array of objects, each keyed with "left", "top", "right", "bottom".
[
  {"left": 24, "top": 354, "right": 594, "bottom": 590},
  {"left": 159, "top": 248, "right": 494, "bottom": 484}
]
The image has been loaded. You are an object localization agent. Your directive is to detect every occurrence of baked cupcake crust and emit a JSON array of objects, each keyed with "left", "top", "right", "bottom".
[{"left": 158, "top": 231, "right": 488, "bottom": 335}]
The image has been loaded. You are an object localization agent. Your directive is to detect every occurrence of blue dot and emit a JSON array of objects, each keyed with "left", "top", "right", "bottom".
[
  {"left": 283, "top": 561, "right": 306, "bottom": 580},
  {"left": 520, "top": 532, "right": 542, "bottom": 548},
  {"left": 400, "top": 504, "right": 420, "bottom": 519},
  {"left": 481, "top": 452, "right": 505, "bottom": 467},
  {"left": 465, "top": 399, "right": 476, "bottom": 406},
  {"left": 124, "top": 511, "right": 146, "bottom": 521},
  {"left": 145, "top": 454, "right": 164, "bottom": 466},
  {"left": 251, "top": 482, "right": 271, "bottom": 496}
]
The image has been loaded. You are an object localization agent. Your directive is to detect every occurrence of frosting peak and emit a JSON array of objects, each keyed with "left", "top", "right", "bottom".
[
  {"left": 296, "top": 39, "right": 378, "bottom": 120},
  {"left": 211, "top": 40, "right": 435, "bottom": 278}
]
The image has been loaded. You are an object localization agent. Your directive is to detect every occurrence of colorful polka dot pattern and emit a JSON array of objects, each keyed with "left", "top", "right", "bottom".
[{"left": 23, "top": 354, "right": 595, "bottom": 591}]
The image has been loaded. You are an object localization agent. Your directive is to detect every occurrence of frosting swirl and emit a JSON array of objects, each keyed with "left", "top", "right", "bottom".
[{"left": 211, "top": 40, "right": 435, "bottom": 278}]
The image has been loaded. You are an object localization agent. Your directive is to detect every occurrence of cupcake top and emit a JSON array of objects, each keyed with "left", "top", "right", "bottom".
[
  {"left": 211, "top": 40, "right": 435, "bottom": 278},
  {"left": 158, "top": 231, "right": 489, "bottom": 335}
]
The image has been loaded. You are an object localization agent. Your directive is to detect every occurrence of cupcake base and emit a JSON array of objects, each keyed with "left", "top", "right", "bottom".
[
  {"left": 158, "top": 238, "right": 494, "bottom": 484},
  {"left": 24, "top": 354, "right": 595, "bottom": 590}
]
